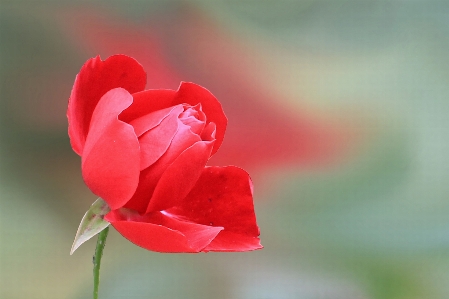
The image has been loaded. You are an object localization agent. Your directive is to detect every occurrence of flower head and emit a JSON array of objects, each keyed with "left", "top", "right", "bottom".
[{"left": 68, "top": 55, "right": 261, "bottom": 252}]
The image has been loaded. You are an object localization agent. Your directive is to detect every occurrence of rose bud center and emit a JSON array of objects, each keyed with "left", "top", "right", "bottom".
[{"left": 179, "top": 104, "right": 206, "bottom": 136}]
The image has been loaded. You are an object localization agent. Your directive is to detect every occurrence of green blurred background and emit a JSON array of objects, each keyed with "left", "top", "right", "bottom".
[{"left": 1, "top": 1, "right": 449, "bottom": 298}]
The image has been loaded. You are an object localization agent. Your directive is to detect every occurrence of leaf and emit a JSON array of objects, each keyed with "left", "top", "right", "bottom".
[{"left": 70, "top": 198, "right": 111, "bottom": 255}]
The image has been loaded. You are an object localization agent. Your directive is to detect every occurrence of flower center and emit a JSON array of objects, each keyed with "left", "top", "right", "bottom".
[{"left": 179, "top": 104, "right": 206, "bottom": 136}]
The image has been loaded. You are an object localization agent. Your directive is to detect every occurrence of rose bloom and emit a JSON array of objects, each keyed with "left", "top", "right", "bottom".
[{"left": 68, "top": 55, "right": 261, "bottom": 252}]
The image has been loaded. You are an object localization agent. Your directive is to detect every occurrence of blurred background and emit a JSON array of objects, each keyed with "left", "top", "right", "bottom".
[{"left": 1, "top": 1, "right": 449, "bottom": 298}]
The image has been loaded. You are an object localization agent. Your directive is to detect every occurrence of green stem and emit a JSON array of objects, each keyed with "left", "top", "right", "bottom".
[{"left": 93, "top": 226, "right": 109, "bottom": 299}]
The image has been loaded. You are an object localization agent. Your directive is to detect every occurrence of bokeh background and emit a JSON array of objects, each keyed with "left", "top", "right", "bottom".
[{"left": 1, "top": 1, "right": 449, "bottom": 298}]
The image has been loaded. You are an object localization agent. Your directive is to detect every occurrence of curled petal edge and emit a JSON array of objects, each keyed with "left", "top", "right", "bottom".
[
  {"left": 105, "top": 210, "right": 223, "bottom": 253},
  {"left": 68, "top": 54, "right": 146, "bottom": 155},
  {"left": 82, "top": 88, "right": 140, "bottom": 210}
]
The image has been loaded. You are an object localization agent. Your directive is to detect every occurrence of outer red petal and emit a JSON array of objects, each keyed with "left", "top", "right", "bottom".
[
  {"left": 82, "top": 88, "right": 140, "bottom": 210},
  {"left": 146, "top": 140, "right": 215, "bottom": 213},
  {"left": 119, "top": 89, "right": 176, "bottom": 123},
  {"left": 167, "top": 166, "right": 261, "bottom": 252},
  {"left": 203, "top": 231, "right": 262, "bottom": 252},
  {"left": 68, "top": 54, "right": 146, "bottom": 155},
  {"left": 172, "top": 82, "right": 227, "bottom": 156},
  {"left": 105, "top": 210, "right": 223, "bottom": 253}
]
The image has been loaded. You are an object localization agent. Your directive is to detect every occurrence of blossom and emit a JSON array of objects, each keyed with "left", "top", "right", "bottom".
[{"left": 68, "top": 54, "right": 261, "bottom": 252}]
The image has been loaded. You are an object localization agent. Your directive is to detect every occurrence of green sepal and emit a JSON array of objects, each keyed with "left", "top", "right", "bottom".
[{"left": 70, "top": 198, "right": 110, "bottom": 255}]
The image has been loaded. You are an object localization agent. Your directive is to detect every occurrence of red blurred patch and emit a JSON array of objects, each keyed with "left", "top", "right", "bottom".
[{"left": 56, "top": 4, "right": 357, "bottom": 181}]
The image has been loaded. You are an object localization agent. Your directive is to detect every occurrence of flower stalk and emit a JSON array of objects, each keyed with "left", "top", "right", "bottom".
[{"left": 93, "top": 226, "right": 109, "bottom": 299}]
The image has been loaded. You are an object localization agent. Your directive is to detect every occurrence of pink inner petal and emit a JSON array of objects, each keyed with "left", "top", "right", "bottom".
[
  {"left": 130, "top": 105, "right": 182, "bottom": 137},
  {"left": 138, "top": 107, "right": 181, "bottom": 170},
  {"left": 179, "top": 104, "right": 206, "bottom": 136},
  {"left": 123, "top": 121, "right": 201, "bottom": 213},
  {"left": 172, "top": 82, "right": 227, "bottom": 156},
  {"left": 201, "top": 122, "right": 216, "bottom": 141}
]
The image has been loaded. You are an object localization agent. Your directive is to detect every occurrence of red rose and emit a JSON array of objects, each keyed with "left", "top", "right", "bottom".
[{"left": 68, "top": 55, "right": 261, "bottom": 252}]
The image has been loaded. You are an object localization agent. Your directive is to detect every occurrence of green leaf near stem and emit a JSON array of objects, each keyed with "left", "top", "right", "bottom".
[{"left": 70, "top": 198, "right": 111, "bottom": 255}]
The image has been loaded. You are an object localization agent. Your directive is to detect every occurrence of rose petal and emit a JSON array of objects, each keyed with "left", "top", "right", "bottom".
[
  {"left": 138, "top": 106, "right": 183, "bottom": 170},
  {"left": 82, "top": 88, "right": 140, "bottom": 210},
  {"left": 120, "top": 89, "right": 176, "bottom": 123},
  {"left": 123, "top": 121, "right": 201, "bottom": 213},
  {"left": 172, "top": 82, "right": 227, "bottom": 156},
  {"left": 130, "top": 105, "right": 182, "bottom": 137},
  {"left": 146, "top": 140, "right": 215, "bottom": 213},
  {"left": 203, "top": 231, "right": 263, "bottom": 252},
  {"left": 105, "top": 210, "right": 223, "bottom": 253},
  {"left": 68, "top": 55, "right": 146, "bottom": 155},
  {"left": 179, "top": 104, "right": 206, "bottom": 135},
  {"left": 166, "top": 166, "right": 261, "bottom": 251},
  {"left": 201, "top": 122, "right": 216, "bottom": 142}
]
